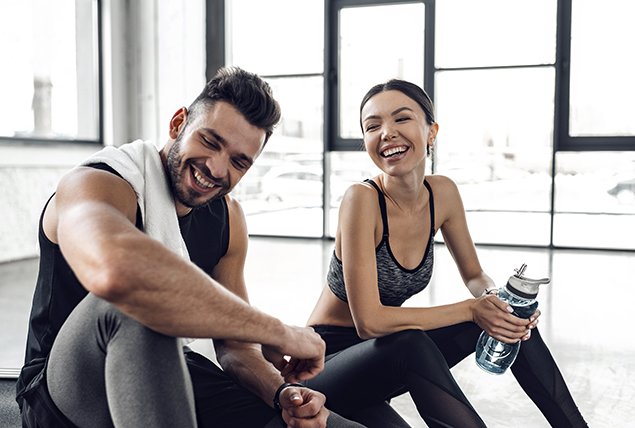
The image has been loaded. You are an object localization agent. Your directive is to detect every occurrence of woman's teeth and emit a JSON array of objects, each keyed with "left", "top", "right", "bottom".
[
  {"left": 193, "top": 170, "right": 215, "bottom": 189},
  {"left": 382, "top": 147, "right": 406, "bottom": 157}
]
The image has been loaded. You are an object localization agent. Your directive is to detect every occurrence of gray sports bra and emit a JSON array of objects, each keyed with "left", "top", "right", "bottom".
[{"left": 327, "top": 179, "right": 435, "bottom": 307}]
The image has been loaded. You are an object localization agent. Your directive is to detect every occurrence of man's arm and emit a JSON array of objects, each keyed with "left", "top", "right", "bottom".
[
  {"left": 212, "top": 196, "right": 329, "bottom": 426},
  {"left": 49, "top": 167, "right": 324, "bottom": 358}
]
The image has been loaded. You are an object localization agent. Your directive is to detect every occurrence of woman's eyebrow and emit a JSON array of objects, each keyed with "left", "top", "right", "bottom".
[
  {"left": 391, "top": 107, "right": 414, "bottom": 116},
  {"left": 363, "top": 107, "right": 414, "bottom": 123}
]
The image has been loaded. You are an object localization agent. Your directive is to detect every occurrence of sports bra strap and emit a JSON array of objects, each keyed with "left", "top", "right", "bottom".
[
  {"left": 364, "top": 178, "right": 436, "bottom": 238},
  {"left": 364, "top": 179, "right": 389, "bottom": 237},
  {"left": 423, "top": 179, "right": 435, "bottom": 234}
]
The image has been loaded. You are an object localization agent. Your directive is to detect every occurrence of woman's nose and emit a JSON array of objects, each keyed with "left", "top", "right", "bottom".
[{"left": 381, "top": 124, "right": 398, "bottom": 140}]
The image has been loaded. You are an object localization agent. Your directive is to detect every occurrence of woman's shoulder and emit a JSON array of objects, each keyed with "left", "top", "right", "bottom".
[
  {"left": 426, "top": 174, "right": 461, "bottom": 197},
  {"left": 425, "top": 174, "right": 465, "bottom": 213},
  {"left": 338, "top": 180, "right": 383, "bottom": 230},
  {"left": 342, "top": 179, "right": 382, "bottom": 204}
]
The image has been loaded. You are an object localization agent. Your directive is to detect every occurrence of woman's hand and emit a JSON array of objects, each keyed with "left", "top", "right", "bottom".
[{"left": 471, "top": 294, "right": 539, "bottom": 343}]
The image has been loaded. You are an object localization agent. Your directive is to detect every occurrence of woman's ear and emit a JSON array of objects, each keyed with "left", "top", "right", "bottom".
[
  {"left": 169, "top": 107, "right": 188, "bottom": 140},
  {"left": 428, "top": 123, "right": 439, "bottom": 147}
]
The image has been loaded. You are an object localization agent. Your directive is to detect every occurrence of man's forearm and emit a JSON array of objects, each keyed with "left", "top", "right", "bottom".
[
  {"left": 215, "top": 340, "right": 283, "bottom": 406},
  {"left": 64, "top": 217, "right": 288, "bottom": 346}
]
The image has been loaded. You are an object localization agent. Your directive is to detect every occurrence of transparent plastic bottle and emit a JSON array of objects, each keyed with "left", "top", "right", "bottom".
[{"left": 475, "top": 264, "right": 550, "bottom": 375}]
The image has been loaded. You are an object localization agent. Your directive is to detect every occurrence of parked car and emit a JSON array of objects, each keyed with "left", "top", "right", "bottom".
[
  {"left": 260, "top": 165, "right": 350, "bottom": 207},
  {"left": 607, "top": 177, "right": 635, "bottom": 204}
]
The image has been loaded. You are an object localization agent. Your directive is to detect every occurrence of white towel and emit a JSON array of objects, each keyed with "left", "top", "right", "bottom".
[{"left": 78, "top": 139, "right": 189, "bottom": 260}]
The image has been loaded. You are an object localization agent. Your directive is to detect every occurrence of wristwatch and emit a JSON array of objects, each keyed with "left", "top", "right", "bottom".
[{"left": 273, "top": 383, "right": 304, "bottom": 411}]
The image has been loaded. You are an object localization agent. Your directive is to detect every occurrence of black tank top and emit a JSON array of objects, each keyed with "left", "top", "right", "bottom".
[{"left": 16, "top": 163, "right": 229, "bottom": 402}]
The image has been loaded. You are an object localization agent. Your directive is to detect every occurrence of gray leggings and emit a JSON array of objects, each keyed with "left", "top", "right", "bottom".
[
  {"left": 46, "top": 294, "right": 367, "bottom": 428},
  {"left": 47, "top": 293, "right": 198, "bottom": 428}
]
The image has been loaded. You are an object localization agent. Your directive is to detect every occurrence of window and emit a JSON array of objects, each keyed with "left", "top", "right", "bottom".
[
  {"left": 0, "top": 0, "right": 101, "bottom": 144},
  {"left": 225, "top": 0, "right": 325, "bottom": 237},
  {"left": 569, "top": 1, "right": 635, "bottom": 138},
  {"left": 554, "top": 152, "right": 635, "bottom": 250},
  {"left": 217, "top": 0, "right": 635, "bottom": 250},
  {"left": 434, "top": 0, "right": 557, "bottom": 246}
]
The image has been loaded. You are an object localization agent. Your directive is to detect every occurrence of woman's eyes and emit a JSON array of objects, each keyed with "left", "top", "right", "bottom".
[{"left": 365, "top": 117, "right": 411, "bottom": 132}]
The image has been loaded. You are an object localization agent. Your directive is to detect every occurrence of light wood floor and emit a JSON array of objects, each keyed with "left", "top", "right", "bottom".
[{"left": 1, "top": 237, "right": 634, "bottom": 427}]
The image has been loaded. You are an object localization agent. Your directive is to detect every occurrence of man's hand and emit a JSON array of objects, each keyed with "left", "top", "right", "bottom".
[
  {"left": 472, "top": 294, "right": 540, "bottom": 343},
  {"left": 261, "top": 326, "right": 326, "bottom": 383},
  {"left": 279, "top": 385, "right": 329, "bottom": 428}
]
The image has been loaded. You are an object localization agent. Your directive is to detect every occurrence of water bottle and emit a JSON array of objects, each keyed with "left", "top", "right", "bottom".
[{"left": 475, "top": 264, "right": 550, "bottom": 375}]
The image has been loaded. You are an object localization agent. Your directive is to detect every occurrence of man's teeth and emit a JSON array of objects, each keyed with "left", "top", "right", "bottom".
[
  {"left": 382, "top": 147, "right": 406, "bottom": 157},
  {"left": 193, "top": 170, "right": 215, "bottom": 189}
]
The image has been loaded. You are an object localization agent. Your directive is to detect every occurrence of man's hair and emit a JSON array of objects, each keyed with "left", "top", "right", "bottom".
[{"left": 187, "top": 67, "right": 281, "bottom": 143}]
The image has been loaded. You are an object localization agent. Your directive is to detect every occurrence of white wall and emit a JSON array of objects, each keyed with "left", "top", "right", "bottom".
[{"left": 0, "top": 0, "right": 206, "bottom": 263}]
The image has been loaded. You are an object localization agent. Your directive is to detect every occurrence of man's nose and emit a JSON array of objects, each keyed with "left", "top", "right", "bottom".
[{"left": 205, "top": 154, "right": 230, "bottom": 179}]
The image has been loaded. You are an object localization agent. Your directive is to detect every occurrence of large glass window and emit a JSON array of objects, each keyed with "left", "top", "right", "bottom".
[
  {"left": 554, "top": 152, "right": 635, "bottom": 250},
  {"left": 338, "top": 3, "right": 425, "bottom": 139},
  {"left": 434, "top": 0, "right": 557, "bottom": 246},
  {"left": 435, "top": 0, "right": 557, "bottom": 68},
  {"left": 222, "top": 0, "right": 635, "bottom": 250},
  {"left": 569, "top": 0, "right": 635, "bottom": 137},
  {"left": 0, "top": 0, "right": 100, "bottom": 143},
  {"left": 226, "top": 0, "right": 324, "bottom": 237}
]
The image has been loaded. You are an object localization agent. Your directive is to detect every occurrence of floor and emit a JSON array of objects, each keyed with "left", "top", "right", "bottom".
[{"left": 1, "top": 237, "right": 634, "bottom": 427}]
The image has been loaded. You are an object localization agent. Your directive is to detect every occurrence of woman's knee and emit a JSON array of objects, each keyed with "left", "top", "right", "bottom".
[{"left": 376, "top": 329, "right": 437, "bottom": 358}]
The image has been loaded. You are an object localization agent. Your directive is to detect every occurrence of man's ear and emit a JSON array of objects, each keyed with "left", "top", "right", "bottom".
[{"left": 169, "top": 107, "right": 188, "bottom": 140}]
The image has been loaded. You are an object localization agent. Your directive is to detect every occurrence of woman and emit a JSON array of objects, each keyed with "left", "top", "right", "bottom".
[{"left": 304, "top": 79, "right": 587, "bottom": 428}]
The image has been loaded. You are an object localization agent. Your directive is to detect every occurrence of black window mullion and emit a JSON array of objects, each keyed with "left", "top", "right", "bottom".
[{"left": 555, "top": 0, "right": 635, "bottom": 152}]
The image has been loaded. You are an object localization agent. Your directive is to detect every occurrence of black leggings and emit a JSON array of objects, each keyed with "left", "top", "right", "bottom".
[{"left": 306, "top": 324, "right": 588, "bottom": 428}]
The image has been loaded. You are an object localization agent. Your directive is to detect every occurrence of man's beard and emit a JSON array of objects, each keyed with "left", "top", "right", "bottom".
[{"left": 166, "top": 137, "right": 231, "bottom": 210}]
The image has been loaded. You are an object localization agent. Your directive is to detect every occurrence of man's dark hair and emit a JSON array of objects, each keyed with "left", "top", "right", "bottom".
[{"left": 187, "top": 67, "right": 281, "bottom": 143}]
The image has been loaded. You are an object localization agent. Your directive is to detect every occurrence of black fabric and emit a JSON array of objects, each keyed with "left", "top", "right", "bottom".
[
  {"left": 307, "top": 327, "right": 486, "bottom": 428},
  {"left": 184, "top": 349, "right": 278, "bottom": 428},
  {"left": 16, "top": 163, "right": 230, "bottom": 425},
  {"left": 309, "top": 324, "right": 588, "bottom": 428},
  {"left": 19, "top": 367, "right": 77, "bottom": 428}
]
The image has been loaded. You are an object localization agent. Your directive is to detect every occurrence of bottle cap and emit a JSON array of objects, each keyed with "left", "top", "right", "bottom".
[{"left": 506, "top": 264, "right": 550, "bottom": 299}]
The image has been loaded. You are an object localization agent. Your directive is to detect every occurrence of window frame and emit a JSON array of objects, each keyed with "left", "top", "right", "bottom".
[
  {"left": 554, "top": 0, "right": 635, "bottom": 152},
  {"left": 212, "top": 0, "right": 635, "bottom": 251},
  {"left": 325, "top": 0, "right": 435, "bottom": 153},
  {"left": 0, "top": 0, "right": 104, "bottom": 147}
]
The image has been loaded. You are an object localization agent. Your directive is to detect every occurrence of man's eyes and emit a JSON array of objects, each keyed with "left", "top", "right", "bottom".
[
  {"left": 202, "top": 137, "right": 219, "bottom": 149},
  {"left": 231, "top": 159, "right": 248, "bottom": 170}
]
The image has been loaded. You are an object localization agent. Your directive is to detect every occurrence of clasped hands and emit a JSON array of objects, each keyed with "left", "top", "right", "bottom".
[
  {"left": 473, "top": 292, "right": 540, "bottom": 344},
  {"left": 262, "top": 326, "right": 329, "bottom": 427}
]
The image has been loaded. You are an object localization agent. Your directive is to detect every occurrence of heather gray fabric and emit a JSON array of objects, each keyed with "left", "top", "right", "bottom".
[{"left": 47, "top": 293, "right": 197, "bottom": 428}]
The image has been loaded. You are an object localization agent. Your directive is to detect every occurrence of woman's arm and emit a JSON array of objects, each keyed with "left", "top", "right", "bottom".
[
  {"left": 338, "top": 182, "right": 475, "bottom": 339},
  {"left": 434, "top": 176, "right": 539, "bottom": 341},
  {"left": 340, "top": 178, "right": 532, "bottom": 343}
]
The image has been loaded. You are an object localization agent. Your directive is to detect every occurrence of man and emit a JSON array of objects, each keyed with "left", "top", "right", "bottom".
[{"left": 16, "top": 67, "right": 365, "bottom": 428}]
